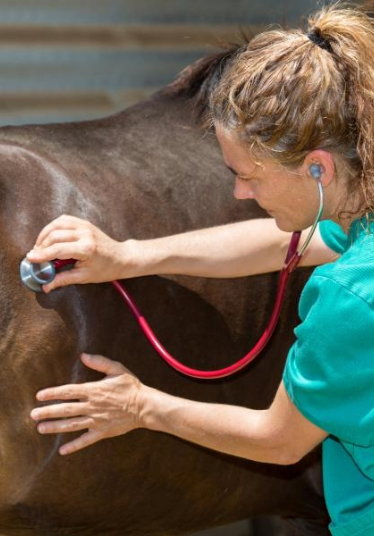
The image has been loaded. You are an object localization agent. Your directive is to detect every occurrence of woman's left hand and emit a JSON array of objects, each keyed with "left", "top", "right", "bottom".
[{"left": 30, "top": 353, "right": 143, "bottom": 455}]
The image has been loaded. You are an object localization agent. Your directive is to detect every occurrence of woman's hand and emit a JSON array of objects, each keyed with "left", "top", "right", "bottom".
[
  {"left": 30, "top": 353, "right": 143, "bottom": 455},
  {"left": 26, "top": 215, "right": 129, "bottom": 292}
]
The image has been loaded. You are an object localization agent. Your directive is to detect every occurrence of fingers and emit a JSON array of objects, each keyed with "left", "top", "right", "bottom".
[
  {"left": 27, "top": 242, "right": 89, "bottom": 265},
  {"left": 41, "top": 267, "right": 87, "bottom": 293},
  {"left": 25, "top": 214, "right": 122, "bottom": 291},
  {"left": 33, "top": 215, "right": 86, "bottom": 248},
  {"left": 30, "top": 353, "right": 136, "bottom": 455},
  {"left": 59, "top": 430, "right": 102, "bottom": 455},
  {"left": 33, "top": 355, "right": 124, "bottom": 403},
  {"left": 33, "top": 230, "right": 79, "bottom": 250},
  {"left": 36, "top": 414, "right": 103, "bottom": 456},
  {"left": 35, "top": 382, "right": 86, "bottom": 403},
  {"left": 26, "top": 215, "right": 94, "bottom": 264},
  {"left": 37, "top": 416, "right": 93, "bottom": 435},
  {"left": 80, "top": 353, "right": 126, "bottom": 375},
  {"left": 36, "top": 413, "right": 104, "bottom": 455},
  {"left": 31, "top": 402, "right": 87, "bottom": 421}
]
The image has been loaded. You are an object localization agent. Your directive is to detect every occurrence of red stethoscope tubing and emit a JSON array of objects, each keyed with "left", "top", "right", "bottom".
[{"left": 54, "top": 231, "right": 302, "bottom": 380}]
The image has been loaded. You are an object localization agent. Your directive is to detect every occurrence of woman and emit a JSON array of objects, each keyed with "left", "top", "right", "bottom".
[{"left": 29, "top": 5, "right": 374, "bottom": 535}]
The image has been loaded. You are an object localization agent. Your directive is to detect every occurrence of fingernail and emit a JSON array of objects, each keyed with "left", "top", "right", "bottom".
[
  {"left": 27, "top": 250, "right": 36, "bottom": 258},
  {"left": 38, "top": 424, "right": 46, "bottom": 433}
]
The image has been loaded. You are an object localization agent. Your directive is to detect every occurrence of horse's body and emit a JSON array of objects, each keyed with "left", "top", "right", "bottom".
[{"left": 0, "top": 55, "right": 328, "bottom": 535}]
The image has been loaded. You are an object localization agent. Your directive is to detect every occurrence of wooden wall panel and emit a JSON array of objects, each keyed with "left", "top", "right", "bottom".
[{"left": 0, "top": 0, "right": 326, "bottom": 125}]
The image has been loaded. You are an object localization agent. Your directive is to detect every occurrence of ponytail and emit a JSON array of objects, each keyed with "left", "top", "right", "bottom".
[
  {"left": 309, "top": 5, "right": 374, "bottom": 209},
  {"left": 210, "top": 3, "right": 374, "bottom": 212}
]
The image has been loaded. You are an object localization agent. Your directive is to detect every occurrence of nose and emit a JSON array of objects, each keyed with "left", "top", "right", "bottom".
[{"left": 233, "top": 177, "right": 256, "bottom": 200}]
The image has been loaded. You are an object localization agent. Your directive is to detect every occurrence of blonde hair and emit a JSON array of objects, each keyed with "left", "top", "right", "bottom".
[{"left": 210, "top": 3, "right": 374, "bottom": 212}]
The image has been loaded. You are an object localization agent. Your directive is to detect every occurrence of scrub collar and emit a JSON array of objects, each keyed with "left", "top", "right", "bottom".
[{"left": 348, "top": 213, "right": 374, "bottom": 245}]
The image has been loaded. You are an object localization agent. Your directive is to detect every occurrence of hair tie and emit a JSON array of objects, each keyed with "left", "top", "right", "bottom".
[{"left": 307, "top": 31, "right": 333, "bottom": 53}]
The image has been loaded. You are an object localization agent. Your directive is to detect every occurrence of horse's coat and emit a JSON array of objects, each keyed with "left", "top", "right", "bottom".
[{"left": 0, "top": 53, "right": 329, "bottom": 535}]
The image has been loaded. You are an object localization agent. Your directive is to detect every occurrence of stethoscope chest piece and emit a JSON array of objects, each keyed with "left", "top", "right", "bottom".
[{"left": 19, "top": 257, "right": 56, "bottom": 293}]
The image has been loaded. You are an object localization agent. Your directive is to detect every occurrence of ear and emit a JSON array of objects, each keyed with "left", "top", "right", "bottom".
[{"left": 303, "top": 150, "right": 335, "bottom": 187}]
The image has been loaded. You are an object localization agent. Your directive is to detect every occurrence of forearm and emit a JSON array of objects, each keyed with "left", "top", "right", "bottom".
[
  {"left": 27, "top": 216, "right": 335, "bottom": 290},
  {"left": 122, "top": 218, "right": 292, "bottom": 279},
  {"left": 122, "top": 219, "right": 337, "bottom": 280},
  {"left": 139, "top": 386, "right": 292, "bottom": 465}
]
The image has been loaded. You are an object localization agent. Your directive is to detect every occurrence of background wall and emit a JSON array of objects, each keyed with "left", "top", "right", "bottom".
[{"left": 0, "top": 0, "right": 325, "bottom": 126}]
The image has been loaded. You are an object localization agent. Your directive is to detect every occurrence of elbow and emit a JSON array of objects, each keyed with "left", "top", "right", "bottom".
[
  {"left": 263, "top": 442, "right": 310, "bottom": 466},
  {"left": 273, "top": 449, "right": 305, "bottom": 466}
]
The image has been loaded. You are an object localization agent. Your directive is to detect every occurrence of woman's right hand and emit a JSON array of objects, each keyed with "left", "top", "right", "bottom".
[{"left": 26, "top": 215, "right": 135, "bottom": 292}]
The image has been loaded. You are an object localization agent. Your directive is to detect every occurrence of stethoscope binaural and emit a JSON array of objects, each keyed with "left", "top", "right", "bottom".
[{"left": 19, "top": 164, "right": 324, "bottom": 380}]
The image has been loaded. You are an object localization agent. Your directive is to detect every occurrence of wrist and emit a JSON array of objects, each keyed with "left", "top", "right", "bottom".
[
  {"left": 118, "top": 238, "right": 170, "bottom": 279},
  {"left": 137, "top": 384, "right": 172, "bottom": 432},
  {"left": 117, "top": 239, "right": 149, "bottom": 279}
]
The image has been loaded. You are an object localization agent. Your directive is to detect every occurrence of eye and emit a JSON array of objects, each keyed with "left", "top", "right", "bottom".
[{"left": 227, "top": 167, "right": 237, "bottom": 177}]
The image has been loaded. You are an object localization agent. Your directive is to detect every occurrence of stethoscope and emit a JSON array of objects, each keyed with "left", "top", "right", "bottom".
[{"left": 19, "top": 165, "right": 324, "bottom": 380}]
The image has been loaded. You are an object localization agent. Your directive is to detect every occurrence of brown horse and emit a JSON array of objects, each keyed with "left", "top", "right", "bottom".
[{"left": 0, "top": 47, "right": 329, "bottom": 535}]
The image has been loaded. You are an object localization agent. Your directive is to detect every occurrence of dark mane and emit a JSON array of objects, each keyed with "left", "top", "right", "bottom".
[{"left": 168, "top": 39, "right": 249, "bottom": 123}]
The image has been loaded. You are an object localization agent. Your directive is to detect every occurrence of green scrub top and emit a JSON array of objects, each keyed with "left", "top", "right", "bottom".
[{"left": 283, "top": 216, "right": 374, "bottom": 536}]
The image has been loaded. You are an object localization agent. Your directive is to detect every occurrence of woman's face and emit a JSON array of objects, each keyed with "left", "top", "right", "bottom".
[{"left": 216, "top": 125, "right": 324, "bottom": 232}]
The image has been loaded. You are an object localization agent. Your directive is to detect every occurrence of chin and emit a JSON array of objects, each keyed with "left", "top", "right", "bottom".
[
  {"left": 273, "top": 219, "right": 297, "bottom": 233},
  {"left": 274, "top": 215, "right": 311, "bottom": 233}
]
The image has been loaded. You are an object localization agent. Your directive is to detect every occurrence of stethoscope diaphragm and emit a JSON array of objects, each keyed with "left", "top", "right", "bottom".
[{"left": 19, "top": 258, "right": 56, "bottom": 292}]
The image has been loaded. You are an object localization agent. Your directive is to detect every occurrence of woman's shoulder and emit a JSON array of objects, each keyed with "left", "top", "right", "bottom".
[
  {"left": 318, "top": 219, "right": 348, "bottom": 255},
  {"left": 308, "top": 230, "right": 374, "bottom": 309}
]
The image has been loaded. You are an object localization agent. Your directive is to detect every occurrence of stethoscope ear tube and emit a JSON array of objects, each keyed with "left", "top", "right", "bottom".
[{"left": 298, "top": 178, "right": 324, "bottom": 256}]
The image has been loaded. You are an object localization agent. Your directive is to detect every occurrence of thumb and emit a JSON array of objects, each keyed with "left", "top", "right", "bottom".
[
  {"left": 42, "top": 269, "right": 85, "bottom": 293},
  {"left": 81, "top": 353, "right": 126, "bottom": 376}
]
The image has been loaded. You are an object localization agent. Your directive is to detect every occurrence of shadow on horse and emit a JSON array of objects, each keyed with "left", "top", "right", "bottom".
[{"left": 0, "top": 44, "right": 329, "bottom": 535}]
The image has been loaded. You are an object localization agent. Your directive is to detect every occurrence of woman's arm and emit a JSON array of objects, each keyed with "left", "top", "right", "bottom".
[
  {"left": 30, "top": 353, "right": 327, "bottom": 460},
  {"left": 26, "top": 215, "right": 336, "bottom": 292},
  {"left": 140, "top": 379, "right": 327, "bottom": 465},
  {"left": 125, "top": 218, "right": 337, "bottom": 277}
]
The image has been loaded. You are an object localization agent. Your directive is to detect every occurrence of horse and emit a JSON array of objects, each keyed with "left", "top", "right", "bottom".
[{"left": 0, "top": 44, "right": 329, "bottom": 536}]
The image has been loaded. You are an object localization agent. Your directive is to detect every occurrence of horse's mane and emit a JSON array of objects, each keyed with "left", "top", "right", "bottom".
[{"left": 168, "top": 37, "right": 250, "bottom": 125}]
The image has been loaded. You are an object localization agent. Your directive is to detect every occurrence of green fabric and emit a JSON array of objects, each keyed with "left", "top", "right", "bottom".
[
  {"left": 283, "top": 216, "right": 374, "bottom": 535},
  {"left": 318, "top": 220, "right": 348, "bottom": 255}
]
